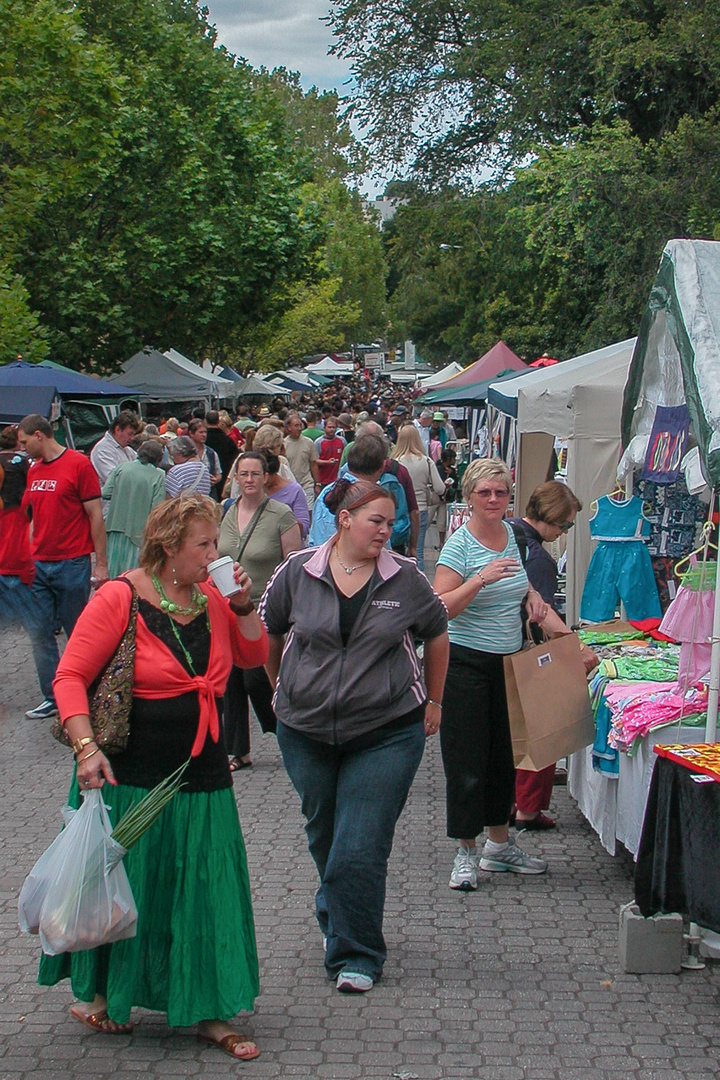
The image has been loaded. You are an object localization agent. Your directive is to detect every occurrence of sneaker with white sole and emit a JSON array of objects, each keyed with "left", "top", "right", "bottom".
[
  {"left": 479, "top": 841, "right": 547, "bottom": 875},
  {"left": 336, "top": 971, "right": 374, "bottom": 993},
  {"left": 449, "top": 845, "right": 478, "bottom": 890},
  {"left": 25, "top": 699, "right": 59, "bottom": 720}
]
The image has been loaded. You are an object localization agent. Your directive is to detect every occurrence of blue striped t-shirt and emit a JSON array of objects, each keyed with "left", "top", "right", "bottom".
[{"left": 436, "top": 521, "right": 528, "bottom": 653}]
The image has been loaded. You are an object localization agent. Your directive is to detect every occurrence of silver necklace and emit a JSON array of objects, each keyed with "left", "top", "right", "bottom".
[{"left": 335, "top": 548, "right": 372, "bottom": 575}]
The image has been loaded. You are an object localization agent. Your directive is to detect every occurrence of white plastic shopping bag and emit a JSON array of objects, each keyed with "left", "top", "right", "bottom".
[
  {"left": 18, "top": 805, "right": 77, "bottom": 934},
  {"left": 18, "top": 789, "right": 137, "bottom": 955}
]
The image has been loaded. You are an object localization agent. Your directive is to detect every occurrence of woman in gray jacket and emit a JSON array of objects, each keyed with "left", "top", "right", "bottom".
[{"left": 260, "top": 479, "right": 449, "bottom": 994}]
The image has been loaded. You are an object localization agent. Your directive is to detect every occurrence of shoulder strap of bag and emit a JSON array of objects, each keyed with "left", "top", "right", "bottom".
[
  {"left": 509, "top": 520, "right": 528, "bottom": 565},
  {"left": 235, "top": 496, "right": 270, "bottom": 564},
  {"left": 187, "top": 462, "right": 205, "bottom": 492}
]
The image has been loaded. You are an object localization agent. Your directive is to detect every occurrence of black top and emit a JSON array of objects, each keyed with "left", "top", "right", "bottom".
[
  {"left": 508, "top": 517, "right": 560, "bottom": 611},
  {"left": 109, "top": 598, "right": 231, "bottom": 792},
  {"left": 335, "top": 578, "right": 372, "bottom": 646}
]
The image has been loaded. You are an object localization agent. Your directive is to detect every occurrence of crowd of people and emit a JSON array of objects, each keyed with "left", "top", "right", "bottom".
[{"left": 0, "top": 376, "right": 588, "bottom": 1061}]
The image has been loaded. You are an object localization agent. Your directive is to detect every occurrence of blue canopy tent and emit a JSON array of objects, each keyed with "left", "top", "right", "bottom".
[
  {"left": 0, "top": 360, "right": 141, "bottom": 450},
  {"left": 0, "top": 385, "right": 59, "bottom": 424}
]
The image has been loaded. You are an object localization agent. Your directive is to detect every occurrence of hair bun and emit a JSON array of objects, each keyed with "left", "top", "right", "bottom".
[{"left": 323, "top": 477, "right": 353, "bottom": 513}]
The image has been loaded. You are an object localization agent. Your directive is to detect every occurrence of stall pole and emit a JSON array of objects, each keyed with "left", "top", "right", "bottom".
[{"left": 705, "top": 549, "right": 720, "bottom": 742}]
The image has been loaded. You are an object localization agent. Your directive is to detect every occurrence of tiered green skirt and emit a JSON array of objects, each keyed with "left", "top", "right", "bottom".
[{"left": 39, "top": 776, "right": 259, "bottom": 1027}]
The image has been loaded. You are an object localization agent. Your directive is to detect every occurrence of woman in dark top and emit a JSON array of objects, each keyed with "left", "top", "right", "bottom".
[
  {"left": 508, "top": 480, "right": 582, "bottom": 828},
  {"left": 40, "top": 495, "right": 268, "bottom": 1061},
  {"left": 261, "top": 480, "right": 449, "bottom": 994}
]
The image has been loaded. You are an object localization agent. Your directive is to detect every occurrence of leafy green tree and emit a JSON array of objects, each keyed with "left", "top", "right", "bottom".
[
  {"left": 1, "top": 0, "right": 308, "bottom": 371},
  {"left": 0, "top": 266, "right": 50, "bottom": 363},
  {"left": 331, "top": 0, "right": 720, "bottom": 181}
]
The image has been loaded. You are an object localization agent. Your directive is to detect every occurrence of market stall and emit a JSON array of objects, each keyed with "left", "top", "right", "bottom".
[
  {"left": 0, "top": 359, "right": 140, "bottom": 451},
  {"left": 569, "top": 239, "right": 720, "bottom": 859}
]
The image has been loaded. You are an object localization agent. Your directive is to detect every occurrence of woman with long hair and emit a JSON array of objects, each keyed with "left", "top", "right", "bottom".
[{"left": 391, "top": 424, "right": 446, "bottom": 572}]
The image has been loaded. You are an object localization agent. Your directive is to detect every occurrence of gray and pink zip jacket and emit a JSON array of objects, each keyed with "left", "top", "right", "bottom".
[{"left": 258, "top": 538, "right": 448, "bottom": 744}]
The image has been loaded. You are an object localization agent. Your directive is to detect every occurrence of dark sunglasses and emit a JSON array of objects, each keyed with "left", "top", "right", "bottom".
[{"left": 558, "top": 521, "right": 575, "bottom": 533}]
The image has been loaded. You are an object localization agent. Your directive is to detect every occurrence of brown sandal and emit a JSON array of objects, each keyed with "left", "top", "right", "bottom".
[
  {"left": 198, "top": 1032, "right": 260, "bottom": 1060},
  {"left": 70, "top": 1006, "right": 133, "bottom": 1034}
]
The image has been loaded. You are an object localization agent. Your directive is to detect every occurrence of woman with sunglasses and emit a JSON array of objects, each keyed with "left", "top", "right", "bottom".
[
  {"left": 508, "top": 481, "right": 583, "bottom": 829},
  {"left": 433, "top": 459, "right": 550, "bottom": 890}
]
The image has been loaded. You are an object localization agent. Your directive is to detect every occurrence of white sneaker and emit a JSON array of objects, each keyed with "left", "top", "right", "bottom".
[
  {"left": 336, "top": 971, "right": 374, "bottom": 993},
  {"left": 479, "top": 841, "right": 547, "bottom": 875},
  {"left": 25, "top": 699, "right": 59, "bottom": 720},
  {"left": 449, "top": 845, "right": 478, "bottom": 890}
]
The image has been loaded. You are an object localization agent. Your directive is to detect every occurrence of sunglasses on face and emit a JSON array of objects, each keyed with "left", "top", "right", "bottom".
[
  {"left": 472, "top": 488, "right": 511, "bottom": 499},
  {"left": 558, "top": 521, "right": 575, "bottom": 532}
]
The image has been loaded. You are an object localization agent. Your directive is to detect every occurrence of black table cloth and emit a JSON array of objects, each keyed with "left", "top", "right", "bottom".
[{"left": 635, "top": 755, "right": 720, "bottom": 933}]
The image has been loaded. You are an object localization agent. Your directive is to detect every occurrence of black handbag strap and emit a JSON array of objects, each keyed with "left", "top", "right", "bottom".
[{"left": 235, "top": 496, "right": 270, "bottom": 563}]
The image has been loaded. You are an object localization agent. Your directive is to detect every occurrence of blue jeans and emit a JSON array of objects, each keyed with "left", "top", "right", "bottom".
[
  {"left": 28, "top": 556, "right": 92, "bottom": 701},
  {"left": 0, "top": 575, "right": 37, "bottom": 633},
  {"left": 277, "top": 715, "right": 426, "bottom": 981},
  {"left": 416, "top": 509, "right": 429, "bottom": 572}
]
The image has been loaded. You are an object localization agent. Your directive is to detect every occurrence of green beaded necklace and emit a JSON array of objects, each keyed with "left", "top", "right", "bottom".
[
  {"left": 151, "top": 573, "right": 209, "bottom": 617},
  {"left": 151, "top": 573, "right": 210, "bottom": 676}
]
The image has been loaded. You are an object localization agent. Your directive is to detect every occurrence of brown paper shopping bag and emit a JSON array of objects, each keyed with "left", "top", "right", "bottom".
[{"left": 504, "top": 633, "right": 595, "bottom": 771}]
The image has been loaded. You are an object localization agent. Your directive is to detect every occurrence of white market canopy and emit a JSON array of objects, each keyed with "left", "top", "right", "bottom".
[
  {"left": 305, "top": 355, "right": 354, "bottom": 375},
  {"left": 418, "top": 361, "right": 464, "bottom": 387},
  {"left": 487, "top": 338, "right": 636, "bottom": 433},
  {"left": 487, "top": 337, "right": 637, "bottom": 624}
]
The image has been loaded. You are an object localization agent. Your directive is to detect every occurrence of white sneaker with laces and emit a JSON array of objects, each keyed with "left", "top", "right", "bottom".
[
  {"left": 479, "top": 841, "right": 547, "bottom": 875},
  {"left": 336, "top": 971, "right": 374, "bottom": 993},
  {"left": 25, "top": 699, "right": 59, "bottom": 720},
  {"left": 449, "top": 845, "right": 478, "bottom": 890}
]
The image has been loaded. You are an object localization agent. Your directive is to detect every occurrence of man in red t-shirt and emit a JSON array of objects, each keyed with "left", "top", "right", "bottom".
[
  {"left": 314, "top": 416, "right": 345, "bottom": 486},
  {"left": 18, "top": 413, "right": 108, "bottom": 720}
]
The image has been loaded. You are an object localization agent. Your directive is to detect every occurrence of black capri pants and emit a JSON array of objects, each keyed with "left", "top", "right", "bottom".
[{"left": 440, "top": 643, "right": 516, "bottom": 838}]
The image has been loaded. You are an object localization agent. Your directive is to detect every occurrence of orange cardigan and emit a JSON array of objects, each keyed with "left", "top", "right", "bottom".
[{"left": 54, "top": 579, "right": 269, "bottom": 757}]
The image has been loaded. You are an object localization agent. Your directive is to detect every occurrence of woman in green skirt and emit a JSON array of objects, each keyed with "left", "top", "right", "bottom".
[{"left": 40, "top": 495, "right": 268, "bottom": 1061}]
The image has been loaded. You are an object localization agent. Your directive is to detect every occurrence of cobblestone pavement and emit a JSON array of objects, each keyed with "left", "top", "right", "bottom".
[{"left": 2, "top": 602, "right": 719, "bottom": 1078}]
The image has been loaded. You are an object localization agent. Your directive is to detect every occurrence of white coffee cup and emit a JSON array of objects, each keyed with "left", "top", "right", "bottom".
[{"left": 207, "top": 555, "right": 242, "bottom": 597}]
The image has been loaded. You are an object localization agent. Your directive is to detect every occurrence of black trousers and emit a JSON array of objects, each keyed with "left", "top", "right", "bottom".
[
  {"left": 440, "top": 643, "right": 516, "bottom": 838},
  {"left": 223, "top": 664, "right": 277, "bottom": 759}
]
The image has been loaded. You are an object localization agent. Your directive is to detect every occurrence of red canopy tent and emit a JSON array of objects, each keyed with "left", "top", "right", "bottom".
[{"left": 426, "top": 340, "right": 526, "bottom": 392}]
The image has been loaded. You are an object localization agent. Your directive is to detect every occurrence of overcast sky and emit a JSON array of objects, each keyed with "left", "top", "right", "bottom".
[{"left": 204, "top": 0, "right": 351, "bottom": 95}]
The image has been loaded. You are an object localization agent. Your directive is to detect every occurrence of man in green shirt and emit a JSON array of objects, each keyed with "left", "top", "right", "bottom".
[{"left": 301, "top": 408, "right": 323, "bottom": 442}]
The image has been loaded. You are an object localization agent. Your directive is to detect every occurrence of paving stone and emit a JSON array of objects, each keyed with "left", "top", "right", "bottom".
[{"left": 3, "top": 621, "right": 720, "bottom": 1078}]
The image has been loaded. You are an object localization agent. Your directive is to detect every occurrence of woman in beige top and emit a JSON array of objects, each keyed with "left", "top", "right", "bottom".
[
  {"left": 391, "top": 424, "right": 447, "bottom": 572},
  {"left": 218, "top": 451, "right": 302, "bottom": 768},
  {"left": 223, "top": 424, "right": 294, "bottom": 498}
]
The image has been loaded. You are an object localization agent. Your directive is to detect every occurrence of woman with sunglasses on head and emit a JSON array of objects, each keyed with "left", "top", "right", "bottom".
[
  {"left": 508, "top": 480, "right": 583, "bottom": 829},
  {"left": 219, "top": 452, "right": 302, "bottom": 770},
  {"left": 433, "top": 459, "right": 550, "bottom": 890}
]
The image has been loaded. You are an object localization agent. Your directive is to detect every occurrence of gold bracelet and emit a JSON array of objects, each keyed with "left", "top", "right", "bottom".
[
  {"left": 77, "top": 746, "right": 100, "bottom": 764},
  {"left": 72, "top": 735, "right": 96, "bottom": 755},
  {"left": 478, "top": 573, "right": 487, "bottom": 588}
]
